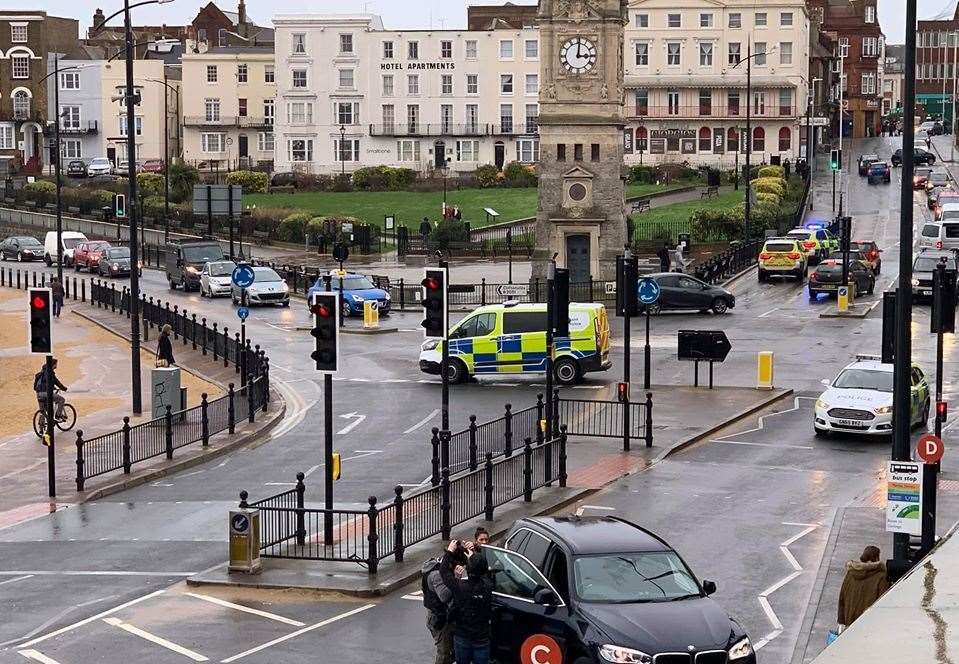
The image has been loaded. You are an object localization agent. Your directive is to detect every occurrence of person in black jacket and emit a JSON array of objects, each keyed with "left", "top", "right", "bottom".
[
  {"left": 35, "top": 359, "right": 68, "bottom": 420},
  {"left": 441, "top": 548, "right": 494, "bottom": 664},
  {"left": 157, "top": 324, "right": 176, "bottom": 367}
]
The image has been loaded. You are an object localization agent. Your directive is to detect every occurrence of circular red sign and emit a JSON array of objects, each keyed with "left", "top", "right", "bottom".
[
  {"left": 917, "top": 433, "right": 945, "bottom": 464},
  {"left": 520, "top": 634, "right": 563, "bottom": 664}
]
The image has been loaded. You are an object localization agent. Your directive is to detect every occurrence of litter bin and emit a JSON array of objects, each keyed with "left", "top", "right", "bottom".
[{"left": 229, "top": 509, "right": 262, "bottom": 574}]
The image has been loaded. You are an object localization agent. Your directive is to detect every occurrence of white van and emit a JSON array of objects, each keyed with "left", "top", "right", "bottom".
[
  {"left": 44, "top": 231, "right": 88, "bottom": 267},
  {"left": 919, "top": 220, "right": 959, "bottom": 251}
]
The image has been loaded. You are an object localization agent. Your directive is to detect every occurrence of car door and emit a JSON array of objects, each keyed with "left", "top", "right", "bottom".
[
  {"left": 678, "top": 276, "right": 713, "bottom": 308},
  {"left": 485, "top": 545, "right": 573, "bottom": 664},
  {"left": 910, "top": 366, "right": 929, "bottom": 423},
  {"left": 655, "top": 274, "right": 682, "bottom": 308}
]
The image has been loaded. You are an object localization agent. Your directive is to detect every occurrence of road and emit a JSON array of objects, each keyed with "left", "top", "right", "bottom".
[{"left": 2, "top": 136, "right": 958, "bottom": 663}]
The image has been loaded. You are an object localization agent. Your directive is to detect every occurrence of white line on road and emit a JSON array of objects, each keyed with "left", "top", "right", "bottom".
[
  {"left": 0, "top": 574, "right": 33, "bottom": 587},
  {"left": 0, "top": 571, "right": 194, "bottom": 577},
  {"left": 403, "top": 409, "right": 440, "bottom": 434},
  {"left": 711, "top": 439, "right": 815, "bottom": 450},
  {"left": 304, "top": 464, "right": 322, "bottom": 477},
  {"left": 221, "top": 604, "right": 376, "bottom": 663},
  {"left": 18, "top": 650, "right": 62, "bottom": 664},
  {"left": 758, "top": 307, "right": 780, "bottom": 318},
  {"left": 103, "top": 617, "right": 208, "bottom": 661},
  {"left": 184, "top": 592, "right": 306, "bottom": 627},
  {"left": 18, "top": 589, "right": 166, "bottom": 649},
  {"left": 337, "top": 412, "right": 367, "bottom": 435},
  {"left": 713, "top": 396, "right": 817, "bottom": 442}
]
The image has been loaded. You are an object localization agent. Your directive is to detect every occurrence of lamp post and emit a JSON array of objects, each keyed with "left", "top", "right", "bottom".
[
  {"left": 339, "top": 125, "right": 346, "bottom": 177},
  {"left": 441, "top": 156, "right": 451, "bottom": 210},
  {"left": 144, "top": 77, "right": 179, "bottom": 242}
]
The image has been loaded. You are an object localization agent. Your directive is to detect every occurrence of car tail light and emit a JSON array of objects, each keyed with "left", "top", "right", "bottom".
[
  {"left": 869, "top": 250, "right": 879, "bottom": 259},
  {"left": 787, "top": 252, "right": 802, "bottom": 260},
  {"left": 802, "top": 241, "right": 816, "bottom": 250},
  {"left": 759, "top": 252, "right": 771, "bottom": 260},
  {"left": 810, "top": 272, "right": 819, "bottom": 281},
  {"left": 938, "top": 241, "right": 944, "bottom": 249}
]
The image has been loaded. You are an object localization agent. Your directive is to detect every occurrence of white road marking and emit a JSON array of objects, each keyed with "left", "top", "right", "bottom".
[
  {"left": 337, "top": 412, "right": 367, "bottom": 435},
  {"left": 713, "top": 396, "right": 817, "bottom": 442},
  {"left": 184, "top": 592, "right": 306, "bottom": 627},
  {"left": 103, "top": 617, "right": 208, "bottom": 661},
  {"left": 0, "top": 574, "right": 33, "bottom": 587},
  {"left": 758, "top": 307, "right": 780, "bottom": 318},
  {"left": 574, "top": 505, "right": 616, "bottom": 517},
  {"left": 17, "top": 589, "right": 166, "bottom": 648},
  {"left": 403, "top": 409, "right": 440, "bottom": 434},
  {"left": 402, "top": 591, "right": 424, "bottom": 601},
  {"left": 0, "top": 571, "right": 194, "bottom": 577},
  {"left": 752, "top": 523, "right": 820, "bottom": 652},
  {"left": 220, "top": 604, "right": 376, "bottom": 662},
  {"left": 711, "top": 439, "right": 815, "bottom": 450},
  {"left": 18, "top": 650, "right": 62, "bottom": 664},
  {"left": 304, "top": 464, "right": 322, "bottom": 477}
]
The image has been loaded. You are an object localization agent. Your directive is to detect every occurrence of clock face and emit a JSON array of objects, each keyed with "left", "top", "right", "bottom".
[{"left": 560, "top": 37, "right": 597, "bottom": 74}]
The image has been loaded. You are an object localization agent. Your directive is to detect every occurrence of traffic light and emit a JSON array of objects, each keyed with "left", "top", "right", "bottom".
[
  {"left": 421, "top": 267, "right": 448, "bottom": 339},
  {"left": 310, "top": 292, "right": 339, "bottom": 373},
  {"left": 931, "top": 266, "right": 957, "bottom": 334},
  {"left": 114, "top": 193, "right": 126, "bottom": 218},
  {"left": 617, "top": 382, "right": 629, "bottom": 403},
  {"left": 830, "top": 149, "right": 842, "bottom": 171},
  {"left": 553, "top": 268, "right": 570, "bottom": 338},
  {"left": 937, "top": 401, "right": 948, "bottom": 421},
  {"left": 615, "top": 255, "right": 639, "bottom": 317},
  {"left": 331, "top": 452, "right": 342, "bottom": 480},
  {"left": 881, "top": 290, "right": 896, "bottom": 364},
  {"left": 29, "top": 288, "right": 52, "bottom": 355},
  {"left": 840, "top": 216, "right": 852, "bottom": 254}
]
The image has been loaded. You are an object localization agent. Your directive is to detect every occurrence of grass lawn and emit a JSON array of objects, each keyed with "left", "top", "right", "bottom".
[
  {"left": 632, "top": 190, "right": 744, "bottom": 240},
  {"left": 244, "top": 182, "right": 692, "bottom": 229}
]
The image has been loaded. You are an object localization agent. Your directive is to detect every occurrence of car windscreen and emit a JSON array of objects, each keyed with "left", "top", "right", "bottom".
[
  {"left": 764, "top": 242, "right": 796, "bottom": 253},
  {"left": 253, "top": 268, "right": 282, "bottom": 282},
  {"left": 63, "top": 238, "right": 83, "bottom": 249},
  {"left": 914, "top": 256, "right": 949, "bottom": 272},
  {"left": 945, "top": 224, "right": 959, "bottom": 238},
  {"left": 833, "top": 369, "right": 893, "bottom": 392},
  {"left": 334, "top": 276, "right": 375, "bottom": 290},
  {"left": 20, "top": 238, "right": 42, "bottom": 246},
  {"left": 106, "top": 248, "right": 130, "bottom": 259},
  {"left": 573, "top": 552, "right": 701, "bottom": 603},
  {"left": 182, "top": 245, "right": 224, "bottom": 263},
  {"left": 208, "top": 262, "right": 235, "bottom": 276}
]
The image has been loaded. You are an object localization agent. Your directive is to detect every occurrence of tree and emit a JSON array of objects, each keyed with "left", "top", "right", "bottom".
[{"left": 168, "top": 162, "right": 199, "bottom": 203}]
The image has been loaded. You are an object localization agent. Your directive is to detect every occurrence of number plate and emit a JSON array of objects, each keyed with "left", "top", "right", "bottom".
[{"left": 836, "top": 419, "right": 861, "bottom": 427}]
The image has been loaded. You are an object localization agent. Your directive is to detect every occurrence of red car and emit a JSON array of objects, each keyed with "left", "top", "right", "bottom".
[
  {"left": 141, "top": 159, "right": 165, "bottom": 173},
  {"left": 73, "top": 240, "right": 112, "bottom": 272}
]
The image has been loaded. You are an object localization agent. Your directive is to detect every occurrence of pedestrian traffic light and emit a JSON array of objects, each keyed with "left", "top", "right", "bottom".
[
  {"left": 114, "top": 193, "right": 126, "bottom": 218},
  {"left": 830, "top": 149, "right": 841, "bottom": 171},
  {"left": 421, "top": 267, "right": 448, "bottom": 339},
  {"left": 931, "top": 265, "right": 957, "bottom": 334},
  {"left": 553, "top": 268, "right": 570, "bottom": 338},
  {"left": 28, "top": 288, "right": 53, "bottom": 355},
  {"left": 617, "top": 382, "right": 629, "bottom": 403},
  {"left": 310, "top": 292, "right": 339, "bottom": 373},
  {"left": 840, "top": 216, "right": 852, "bottom": 254},
  {"left": 937, "top": 401, "right": 948, "bottom": 421}
]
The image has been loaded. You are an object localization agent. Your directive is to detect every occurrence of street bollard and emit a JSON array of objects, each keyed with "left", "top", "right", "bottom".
[
  {"left": 757, "top": 351, "right": 774, "bottom": 390},
  {"left": 393, "top": 485, "right": 405, "bottom": 563},
  {"left": 430, "top": 427, "right": 440, "bottom": 486},
  {"left": 837, "top": 286, "right": 850, "bottom": 312},
  {"left": 363, "top": 300, "right": 380, "bottom": 329}
]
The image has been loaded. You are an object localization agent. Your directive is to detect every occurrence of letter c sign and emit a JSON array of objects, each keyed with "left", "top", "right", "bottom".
[{"left": 521, "top": 634, "right": 563, "bottom": 664}]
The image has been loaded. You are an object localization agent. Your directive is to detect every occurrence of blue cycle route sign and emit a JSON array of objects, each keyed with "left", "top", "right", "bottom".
[
  {"left": 237, "top": 307, "right": 250, "bottom": 321},
  {"left": 637, "top": 277, "right": 661, "bottom": 305},
  {"left": 232, "top": 264, "right": 255, "bottom": 289}
]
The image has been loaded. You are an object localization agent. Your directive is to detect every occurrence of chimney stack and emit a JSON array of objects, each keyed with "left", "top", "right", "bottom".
[{"left": 238, "top": 0, "right": 247, "bottom": 25}]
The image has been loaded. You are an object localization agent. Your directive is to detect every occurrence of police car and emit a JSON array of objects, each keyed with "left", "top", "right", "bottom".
[
  {"left": 814, "top": 354, "right": 930, "bottom": 437},
  {"left": 418, "top": 301, "right": 612, "bottom": 385}
]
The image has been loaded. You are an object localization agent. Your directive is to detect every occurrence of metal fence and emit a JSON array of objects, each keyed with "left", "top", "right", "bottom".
[{"left": 554, "top": 393, "right": 653, "bottom": 450}]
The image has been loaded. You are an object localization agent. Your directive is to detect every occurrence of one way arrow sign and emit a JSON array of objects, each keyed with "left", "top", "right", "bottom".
[{"left": 677, "top": 330, "right": 732, "bottom": 363}]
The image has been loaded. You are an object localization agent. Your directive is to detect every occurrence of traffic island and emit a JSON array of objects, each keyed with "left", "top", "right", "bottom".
[{"left": 819, "top": 300, "right": 880, "bottom": 319}]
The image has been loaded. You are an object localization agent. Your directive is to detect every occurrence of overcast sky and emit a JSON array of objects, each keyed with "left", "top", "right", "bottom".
[{"left": 21, "top": 0, "right": 958, "bottom": 44}]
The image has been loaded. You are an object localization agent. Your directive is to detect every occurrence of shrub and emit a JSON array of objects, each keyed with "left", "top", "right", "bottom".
[
  {"left": 331, "top": 173, "right": 353, "bottom": 192},
  {"left": 629, "top": 165, "right": 656, "bottom": 184},
  {"left": 24, "top": 180, "right": 56, "bottom": 194},
  {"left": 275, "top": 212, "right": 312, "bottom": 243},
  {"left": 136, "top": 172, "right": 164, "bottom": 198},
  {"left": 141, "top": 195, "right": 166, "bottom": 218},
  {"left": 751, "top": 179, "right": 786, "bottom": 198},
  {"left": 758, "top": 165, "right": 785, "bottom": 179},
  {"left": 503, "top": 161, "right": 537, "bottom": 188},
  {"left": 689, "top": 208, "right": 743, "bottom": 241},
  {"left": 226, "top": 170, "right": 269, "bottom": 194},
  {"left": 431, "top": 220, "right": 469, "bottom": 250},
  {"left": 169, "top": 162, "right": 199, "bottom": 203},
  {"left": 351, "top": 166, "right": 417, "bottom": 191},
  {"left": 94, "top": 189, "right": 118, "bottom": 208},
  {"left": 475, "top": 164, "right": 500, "bottom": 188},
  {"left": 755, "top": 192, "right": 781, "bottom": 206},
  {"left": 385, "top": 167, "right": 416, "bottom": 190}
]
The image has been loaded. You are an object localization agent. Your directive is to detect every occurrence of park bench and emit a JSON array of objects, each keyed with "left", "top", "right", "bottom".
[
  {"left": 630, "top": 198, "right": 652, "bottom": 214},
  {"left": 700, "top": 185, "right": 719, "bottom": 199},
  {"left": 252, "top": 229, "right": 271, "bottom": 246},
  {"left": 67, "top": 206, "right": 81, "bottom": 215}
]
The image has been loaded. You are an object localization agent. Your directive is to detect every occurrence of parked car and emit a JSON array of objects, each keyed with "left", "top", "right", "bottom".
[
  {"left": 857, "top": 154, "right": 880, "bottom": 176},
  {"left": 643, "top": 272, "right": 735, "bottom": 314},
  {"left": 934, "top": 192, "right": 959, "bottom": 219},
  {"left": 72, "top": 240, "right": 112, "bottom": 272},
  {"left": 808, "top": 258, "right": 876, "bottom": 299},
  {"left": 166, "top": 238, "right": 225, "bottom": 291},
  {"left": 919, "top": 219, "right": 959, "bottom": 251},
  {"left": 849, "top": 240, "right": 882, "bottom": 275},
  {"left": 927, "top": 168, "right": 952, "bottom": 190},
  {"left": 0, "top": 235, "right": 44, "bottom": 262},
  {"left": 232, "top": 266, "right": 290, "bottom": 307},
  {"left": 44, "top": 231, "right": 88, "bottom": 267},
  {"left": 892, "top": 147, "right": 936, "bottom": 167},
  {"left": 141, "top": 159, "right": 164, "bottom": 173},
  {"left": 86, "top": 157, "right": 113, "bottom": 177},
  {"left": 914, "top": 166, "right": 933, "bottom": 190},
  {"left": 97, "top": 246, "right": 133, "bottom": 277},
  {"left": 200, "top": 260, "right": 238, "bottom": 298},
  {"left": 114, "top": 159, "right": 140, "bottom": 174},
  {"left": 497, "top": 516, "right": 756, "bottom": 664},
  {"left": 940, "top": 203, "right": 959, "bottom": 222},
  {"left": 918, "top": 120, "right": 939, "bottom": 136},
  {"left": 308, "top": 272, "right": 392, "bottom": 318},
  {"left": 867, "top": 161, "right": 891, "bottom": 184},
  {"left": 66, "top": 160, "right": 87, "bottom": 177}
]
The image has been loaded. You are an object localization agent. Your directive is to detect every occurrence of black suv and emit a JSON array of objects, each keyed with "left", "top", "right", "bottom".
[
  {"left": 165, "top": 239, "right": 225, "bottom": 291},
  {"left": 892, "top": 148, "right": 936, "bottom": 167},
  {"left": 486, "top": 516, "right": 755, "bottom": 664}
]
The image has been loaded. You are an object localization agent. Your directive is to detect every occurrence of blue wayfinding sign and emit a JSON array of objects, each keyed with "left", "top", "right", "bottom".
[
  {"left": 637, "top": 277, "right": 661, "bottom": 305},
  {"left": 237, "top": 307, "right": 250, "bottom": 321},
  {"left": 232, "top": 265, "right": 255, "bottom": 289}
]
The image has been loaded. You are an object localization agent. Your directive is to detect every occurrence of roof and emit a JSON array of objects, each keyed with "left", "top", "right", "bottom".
[
  {"left": 202, "top": 45, "right": 274, "bottom": 55},
  {"left": 844, "top": 357, "right": 892, "bottom": 373},
  {"left": 521, "top": 516, "right": 671, "bottom": 555}
]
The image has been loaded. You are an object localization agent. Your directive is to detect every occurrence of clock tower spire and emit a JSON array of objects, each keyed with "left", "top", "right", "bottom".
[{"left": 533, "top": 0, "right": 627, "bottom": 282}]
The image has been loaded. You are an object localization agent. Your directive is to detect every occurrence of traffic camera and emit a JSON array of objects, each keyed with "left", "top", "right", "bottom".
[
  {"left": 310, "top": 292, "right": 339, "bottom": 373},
  {"left": 29, "top": 288, "right": 52, "bottom": 354},
  {"left": 421, "top": 268, "right": 448, "bottom": 339}
]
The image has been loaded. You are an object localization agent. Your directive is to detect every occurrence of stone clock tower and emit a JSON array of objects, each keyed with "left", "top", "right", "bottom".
[{"left": 533, "top": 0, "right": 627, "bottom": 282}]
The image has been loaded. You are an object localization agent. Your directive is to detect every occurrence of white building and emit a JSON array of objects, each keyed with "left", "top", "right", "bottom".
[{"left": 272, "top": 13, "right": 542, "bottom": 174}]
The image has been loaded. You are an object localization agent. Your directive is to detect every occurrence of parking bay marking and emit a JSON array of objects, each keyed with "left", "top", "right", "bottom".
[
  {"left": 103, "top": 617, "right": 208, "bottom": 661},
  {"left": 18, "top": 650, "right": 62, "bottom": 664},
  {"left": 184, "top": 592, "right": 305, "bottom": 627}
]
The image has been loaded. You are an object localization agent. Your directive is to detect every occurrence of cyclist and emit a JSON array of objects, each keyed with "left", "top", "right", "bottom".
[{"left": 34, "top": 359, "right": 68, "bottom": 422}]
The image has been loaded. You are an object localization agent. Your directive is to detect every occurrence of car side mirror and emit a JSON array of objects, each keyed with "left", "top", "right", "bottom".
[
  {"left": 821, "top": 378, "right": 831, "bottom": 386},
  {"left": 533, "top": 587, "right": 560, "bottom": 606},
  {"left": 702, "top": 580, "right": 717, "bottom": 596}
]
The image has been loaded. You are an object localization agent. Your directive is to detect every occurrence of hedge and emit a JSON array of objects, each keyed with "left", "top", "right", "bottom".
[{"left": 226, "top": 170, "right": 269, "bottom": 194}]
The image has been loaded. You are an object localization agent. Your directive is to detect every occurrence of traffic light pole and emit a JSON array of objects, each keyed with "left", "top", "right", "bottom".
[
  {"left": 45, "top": 354, "right": 55, "bottom": 498},
  {"left": 324, "top": 371, "right": 333, "bottom": 544},
  {"left": 545, "top": 260, "right": 555, "bottom": 443},
  {"left": 623, "top": 256, "right": 631, "bottom": 453},
  {"left": 124, "top": 0, "right": 143, "bottom": 415}
]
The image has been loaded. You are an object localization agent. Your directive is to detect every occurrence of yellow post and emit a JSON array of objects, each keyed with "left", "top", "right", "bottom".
[
  {"left": 757, "top": 351, "right": 774, "bottom": 390},
  {"left": 363, "top": 300, "right": 380, "bottom": 329},
  {"left": 837, "top": 286, "right": 849, "bottom": 312}
]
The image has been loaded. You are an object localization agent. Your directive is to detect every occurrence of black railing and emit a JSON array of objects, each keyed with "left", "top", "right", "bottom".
[
  {"left": 554, "top": 392, "right": 653, "bottom": 450},
  {"left": 691, "top": 239, "right": 762, "bottom": 285}
]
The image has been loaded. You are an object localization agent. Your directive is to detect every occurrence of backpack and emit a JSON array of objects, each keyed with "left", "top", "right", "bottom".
[
  {"left": 33, "top": 370, "right": 45, "bottom": 393},
  {"left": 421, "top": 558, "right": 446, "bottom": 616}
]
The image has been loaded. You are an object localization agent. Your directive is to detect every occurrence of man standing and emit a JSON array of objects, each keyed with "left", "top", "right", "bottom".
[
  {"left": 837, "top": 545, "right": 889, "bottom": 631},
  {"left": 656, "top": 243, "right": 670, "bottom": 273},
  {"left": 423, "top": 540, "right": 463, "bottom": 664},
  {"left": 51, "top": 277, "right": 65, "bottom": 318}
]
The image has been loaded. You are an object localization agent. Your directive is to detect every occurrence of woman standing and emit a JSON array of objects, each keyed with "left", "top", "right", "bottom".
[{"left": 156, "top": 324, "right": 176, "bottom": 367}]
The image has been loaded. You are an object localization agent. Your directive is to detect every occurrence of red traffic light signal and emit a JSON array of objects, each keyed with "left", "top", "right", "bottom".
[
  {"left": 937, "top": 401, "right": 948, "bottom": 419},
  {"left": 31, "top": 294, "right": 47, "bottom": 310},
  {"left": 617, "top": 382, "right": 629, "bottom": 403},
  {"left": 28, "top": 288, "right": 52, "bottom": 355},
  {"left": 310, "top": 301, "right": 333, "bottom": 318},
  {"left": 423, "top": 276, "right": 440, "bottom": 291}
]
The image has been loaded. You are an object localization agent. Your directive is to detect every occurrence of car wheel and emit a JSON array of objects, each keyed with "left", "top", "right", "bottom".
[
  {"left": 74, "top": 261, "right": 81, "bottom": 272},
  {"left": 199, "top": 285, "right": 206, "bottom": 298},
  {"left": 232, "top": 292, "right": 239, "bottom": 305},
  {"left": 758, "top": 269, "right": 767, "bottom": 283},
  {"left": 169, "top": 278, "right": 177, "bottom": 290},
  {"left": 45, "top": 254, "right": 52, "bottom": 267},
  {"left": 17, "top": 251, "right": 24, "bottom": 263},
  {"left": 282, "top": 300, "right": 290, "bottom": 308},
  {"left": 867, "top": 279, "right": 875, "bottom": 295},
  {"left": 712, "top": 298, "right": 729, "bottom": 315},
  {"left": 341, "top": 301, "right": 352, "bottom": 319},
  {"left": 446, "top": 359, "right": 467, "bottom": 384},
  {"left": 554, "top": 357, "right": 580, "bottom": 385}
]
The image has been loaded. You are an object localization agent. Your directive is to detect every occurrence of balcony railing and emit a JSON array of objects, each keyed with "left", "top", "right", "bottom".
[
  {"left": 238, "top": 117, "right": 273, "bottom": 129},
  {"left": 629, "top": 105, "right": 798, "bottom": 119},
  {"left": 183, "top": 116, "right": 240, "bottom": 127},
  {"left": 368, "top": 123, "right": 491, "bottom": 137},
  {"left": 59, "top": 121, "right": 99, "bottom": 135}
]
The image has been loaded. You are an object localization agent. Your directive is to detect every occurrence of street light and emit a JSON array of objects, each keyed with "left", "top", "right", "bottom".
[
  {"left": 144, "top": 77, "right": 180, "bottom": 242},
  {"left": 91, "top": 0, "right": 176, "bottom": 416},
  {"left": 441, "top": 156, "right": 452, "bottom": 212},
  {"left": 339, "top": 125, "right": 346, "bottom": 177}
]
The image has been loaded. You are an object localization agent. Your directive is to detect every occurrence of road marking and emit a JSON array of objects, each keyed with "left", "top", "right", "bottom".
[
  {"left": 758, "top": 307, "right": 780, "bottom": 318},
  {"left": 337, "top": 412, "right": 367, "bottom": 435},
  {"left": 103, "top": 617, "right": 208, "bottom": 661},
  {"left": 711, "top": 439, "right": 815, "bottom": 450},
  {"left": 712, "top": 396, "right": 816, "bottom": 442},
  {"left": 0, "top": 574, "right": 33, "bottom": 587},
  {"left": 18, "top": 650, "right": 62, "bottom": 664},
  {"left": 184, "top": 592, "right": 306, "bottom": 627},
  {"left": 0, "top": 570, "right": 194, "bottom": 577},
  {"left": 404, "top": 409, "right": 440, "bottom": 434},
  {"left": 17, "top": 589, "right": 166, "bottom": 648},
  {"left": 221, "top": 604, "right": 376, "bottom": 662},
  {"left": 574, "top": 505, "right": 616, "bottom": 517},
  {"left": 304, "top": 464, "right": 322, "bottom": 477},
  {"left": 402, "top": 591, "right": 424, "bottom": 601}
]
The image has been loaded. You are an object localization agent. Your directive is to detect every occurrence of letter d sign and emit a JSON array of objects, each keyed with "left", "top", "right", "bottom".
[{"left": 521, "top": 634, "right": 563, "bottom": 664}]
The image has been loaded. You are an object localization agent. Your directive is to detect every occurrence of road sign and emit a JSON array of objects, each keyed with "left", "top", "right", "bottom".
[
  {"left": 886, "top": 461, "right": 923, "bottom": 536},
  {"left": 799, "top": 116, "right": 830, "bottom": 127},
  {"left": 637, "top": 277, "right": 661, "bottom": 305},
  {"left": 605, "top": 282, "right": 617, "bottom": 295},
  {"left": 678, "top": 330, "right": 732, "bottom": 363},
  {"left": 192, "top": 184, "right": 242, "bottom": 217},
  {"left": 384, "top": 215, "right": 395, "bottom": 230},
  {"left": 237, "top": 306, "right": 250, "bottom": 321},
  {"left": 232, "top": 264, "right": 255, "bottom": 289},
  {"left": 498, "top": 284, "right": 530, "bottom": 297},
  {"left": 917, "top": 433, "right": 945, "bottom": 464}
]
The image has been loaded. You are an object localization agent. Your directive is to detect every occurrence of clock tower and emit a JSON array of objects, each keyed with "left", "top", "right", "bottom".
[{"left": 533, "top": 0, "right": 628, "bottom": 282}]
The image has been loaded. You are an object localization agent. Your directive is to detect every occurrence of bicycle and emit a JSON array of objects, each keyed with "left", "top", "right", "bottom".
[{"left": 33, "top": 392, "right": 77, "bottom": 439}]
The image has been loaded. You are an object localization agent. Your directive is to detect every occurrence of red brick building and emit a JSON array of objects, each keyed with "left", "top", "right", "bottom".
[
  {"left": 915, "top": 6, "right": 959, "bottom": 125},
  {"left": 807, "top": 0, "right": 883, "bottom": 138}
]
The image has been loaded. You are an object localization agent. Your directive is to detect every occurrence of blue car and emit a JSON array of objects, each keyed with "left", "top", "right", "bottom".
[{"left": 308, "top": 272, "right": 391, "bottom": 318}]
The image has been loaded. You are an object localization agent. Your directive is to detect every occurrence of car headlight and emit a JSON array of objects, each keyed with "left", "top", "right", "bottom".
[
  {"left": 422, "top": 339, "right": 439, "bottom": 351},
  {"left": 186, "top": 266, "right": 200, "bottom": 275},
  {"left": 384, "top": 292, "right": 391, "bottom": 300},
  {"left": 599, "top": 645, "right": 652, "bottom": 664},
  {"left": 729, "top": 637, "right": 753, "bottom": 661},
  {"left": 875, "top": 405, "right": 893, "bottom": 414},
  {"left": 353, "top": 295, "right": 365, "bottom": 302},
  {"left": 281, "top": 283, "right": 290, "bottom": 292},
  {"left": 816, "top": 398, "right": 830, "bottom": 410},
  {"left": 912, "top": 278, "right": 920, "bottom": 286}
]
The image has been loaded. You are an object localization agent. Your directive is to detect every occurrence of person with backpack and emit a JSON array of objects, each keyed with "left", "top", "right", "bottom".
[
  {"left": 441, "top": 547, "right": 494, "bottom": 664},
  {"left": 423, "top": 540, "right": 465, "bottom": 664},
  {"left": 35, "top": 359, "right": 68, "bottom": 421}
]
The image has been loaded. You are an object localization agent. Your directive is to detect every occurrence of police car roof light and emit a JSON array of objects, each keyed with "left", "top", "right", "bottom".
[
  {"left": 805, "top": 222, "right": 827, "bottom": 230},
  {"left": 854, "top": 353, "right": 882, "bottom": 362},
  {"left": 503, "top": 300, "right": 521, "bottom": 307}
]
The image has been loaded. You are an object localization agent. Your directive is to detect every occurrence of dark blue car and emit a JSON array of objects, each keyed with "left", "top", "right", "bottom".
[{"left": 308, "top": 272, "right": 391, "bottom": 318}]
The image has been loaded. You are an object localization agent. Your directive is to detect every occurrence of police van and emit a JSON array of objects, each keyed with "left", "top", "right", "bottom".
[{"left": 418, "top": 301, "right": 612, "bottom": 385}]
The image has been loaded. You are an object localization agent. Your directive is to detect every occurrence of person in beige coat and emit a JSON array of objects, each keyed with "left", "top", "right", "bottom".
[{"left": 837, "top": 545, "right": 890, "bottom": 629}]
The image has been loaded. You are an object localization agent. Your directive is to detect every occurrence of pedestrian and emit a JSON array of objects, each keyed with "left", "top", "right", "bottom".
[
  {"left": 926, "top": 136, "right": 932, "bottom": 150},
  {"left": 156, "top": 324, "right": 176, "bottom": 367},
  {"left": 454, "top": 206, "right": 462, "bottom": 221},
  {"left": 783, "top": 159, "right": 791, "bottom": 179},
  {"left": 420, "top": 217, "right": 432, "bottom": 242},
  {"left": 442, "top": 547, "right": 494, "bottom": 664},
  {"left": 422, "top": 540, "right": 466, "bottom": 664},
  {"left": 656, "top": 243, "right": 670, "bottom": 272},
  {"left": 473, "top": 527, "right": 490, "bottom": 549},
  {"left": 837, "top": 545, "right": 889, "bottom": 631},
  {"left": 51, "top": 277, "right": 64, "bottom": 318},
  {"left": 34, "top": 358, "right": 68, "bottom": 421}
]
